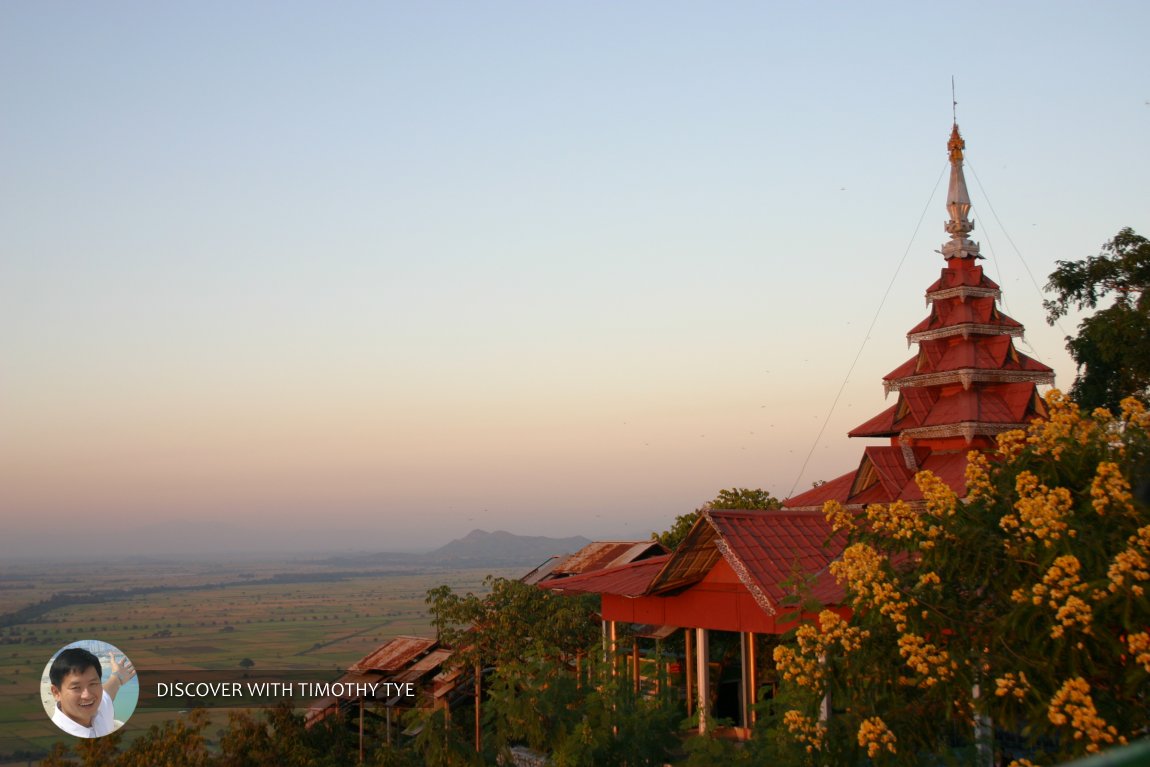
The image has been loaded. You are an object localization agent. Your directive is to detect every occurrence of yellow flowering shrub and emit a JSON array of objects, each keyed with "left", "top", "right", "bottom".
[{"left": 771, "top": 390, "right": 1148, "bottom": 764}]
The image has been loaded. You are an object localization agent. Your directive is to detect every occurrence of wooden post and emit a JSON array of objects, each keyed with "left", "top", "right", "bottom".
[
  {"left": 685, "top": 627, "right": 694, "bottom": 718},
  {"left": 739, "top": 632, "right": 749, "bottom": 734},
  {"left": 475, "top": 661, "right": 482, "bottom": 753},
  {"left": 358, "top": 698, "right": 364, "bottom": 764},
  {"left": 748, "top": 632, "right": 758, "bottom": 726},
  {"left": 632, "top": 637, "right": 640, "bottom": 694},
  {"left": 386, "top": 704, "right": 392, "bottom": 746},
  {"left": 696, "top": 627, "right": 709, "bottom": 734},
  {"left": 609, "top": 621, "right": 618, "bottom": 679}
]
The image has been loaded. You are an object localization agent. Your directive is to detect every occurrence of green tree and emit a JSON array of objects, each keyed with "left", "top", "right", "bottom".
[
  {"left": 772, "top": 391, "right": 1150, "bottom": 765},
  {"left": 1045, "top": 227, "right": 1150, "bottom": 410},
  {"left": 653, "top": 488, "right": 782, "bottom": 549}
]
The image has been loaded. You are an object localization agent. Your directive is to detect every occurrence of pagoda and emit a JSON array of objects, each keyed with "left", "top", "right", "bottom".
[{"left": 786, "top": 124, "right": 1054, "bottom": 509}]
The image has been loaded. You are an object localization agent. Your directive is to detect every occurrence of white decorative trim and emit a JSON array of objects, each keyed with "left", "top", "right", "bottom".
[
  {"left": 927, "top": 286, "right": 999, "bottom": 303},
  {"left": 907, "top": 324, "right": 1024, "bottom": 344},
  {"left": 899, "top": 421, "right": 1025, "bottom": 440},
  {"left": 885, "top": 369, "right": 1054, "bottom": 395}
]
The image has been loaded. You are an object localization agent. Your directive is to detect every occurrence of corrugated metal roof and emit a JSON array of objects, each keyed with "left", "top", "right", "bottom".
[
  {"left": 552, "top": 540, "right": 666, "bottom": 577},
  {"left": 392, "top": 648, "right": 454, "bottom": 684},
  {"left": 348, "top": 636, "right": 436, "bottom": 673},
  {"left": 519, "top": 554, "right": 570, "bottom": 585},
  {"left": 539, "top": 554, "right": 671, "bottom": 597}
]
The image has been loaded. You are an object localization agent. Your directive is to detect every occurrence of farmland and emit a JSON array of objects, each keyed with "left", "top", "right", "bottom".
[{"left": 0, "top": 557, "right": 519, "bottom": 761}]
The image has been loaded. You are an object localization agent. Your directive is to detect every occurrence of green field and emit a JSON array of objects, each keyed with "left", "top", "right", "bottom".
[{"left": 0, "top": 558, "right": 518, "bottom": 761}]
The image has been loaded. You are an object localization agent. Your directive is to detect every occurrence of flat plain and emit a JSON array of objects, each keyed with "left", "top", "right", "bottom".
[{"left": 0, "top": 556, "right": 518, "bottom": 761}]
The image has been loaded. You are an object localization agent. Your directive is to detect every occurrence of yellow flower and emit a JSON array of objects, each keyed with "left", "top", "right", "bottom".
[
  {"left": 1107, "top": 525, "right": 1150, "bottom": 596},
  {"left": 965, "top": 450, "right": 995, "bottom": 500},
  {"left": 1090, "top": 462, "right": 1134, "bottom": 516},
  {"left": 783, "top": 709, "right": 827, "bottom": 752},
  {"left": 1127, "top": 632, "right": 1150, "bottom": 674},
  {"left": 857, "top": 716, "right": 897, "bottom": 758},
  {"left": 995, "top": 672, "right": 1031, "bottom": 701},
  {"left": 823, "top": 499, "right": 856, "bottom": 533},
  {"left": 1048, "top": 678, "right": 1124, "bottom": 753},
  {"left": 1000, "top": 472, "right": 1072, "bottom": 547}
]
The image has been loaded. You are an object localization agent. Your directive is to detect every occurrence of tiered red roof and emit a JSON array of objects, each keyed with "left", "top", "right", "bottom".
[{"left": 788, "top": 124, "right": 1052, "bottom": 509}]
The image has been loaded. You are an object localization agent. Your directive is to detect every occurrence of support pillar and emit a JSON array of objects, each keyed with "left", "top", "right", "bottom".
[
  {"left": 632, "top": 637, "right": 640, "bottom": 694},
  {"left": 973, "top": 683, "right": 993, "bottom": 767},
  {"left": 685, "top": 628, "right": 694, "bottom": 718},
  {"left": 748, "top": 632, "right": 758, "bottom": 727},
  {"left": 695, "top": 627, "right": 709, "bottom": 734}
]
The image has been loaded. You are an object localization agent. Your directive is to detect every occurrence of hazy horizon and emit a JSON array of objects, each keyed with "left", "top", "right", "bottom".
[{"left": 3, "top": 2, "right": 1148, "bottom": 558}]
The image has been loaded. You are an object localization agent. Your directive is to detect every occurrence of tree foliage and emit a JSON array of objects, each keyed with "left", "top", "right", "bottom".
[
  {"left": 772, "top": 391, "right": 1150, "bottom": 765},
  {"left": 652, "top": 487, "right": 782, "bottom": 549},
  {"left": 1045, "top": 227, "right": 1150, "bottom": 410}
]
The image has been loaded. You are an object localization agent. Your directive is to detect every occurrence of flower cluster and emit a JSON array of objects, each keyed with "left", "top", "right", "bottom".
[
  {"left": 857, "top": 716, "right": 897, "bottom": 758},
  {"left": 964, "top": 449, "right": 995, "bottom": 501},
  {"left": 782, "top": 709, "right": 827, "bottom": 753},
  {"left": 1127, "top": 632, "right": 1150, "bottom": 674},
  {"left": 897, "top": 632, "right": 954, "bottom": 687},
  {"left": 917, "top": 470, "right": 958, "bottom": 518},
  {"left": 1020, "top": 555, "right": 1092, "bottom": 638},
  {"left": 1000, "top": 471, "right": 1073, "bottom": 547},
  {"left": 774, "top": 610, "right": 870, "bottom": 691},
  {"left": 1091, "top": 462, "right": 1134, "bottom": 516},
  {"left": 996, "top": 429, "right": 1029, "bottom": 459},
  {"left": 1120, "top": 395, "right": 1150, "bottom": 429},
  {"left": 823, "top": 499, "right": 856, "bottom": 534},
  {"left": 1107, "top": 525, "right": 1150, "bottom": 596},
  {"left": 994, "top": 671, "right": 1031, "bottom": 701},
  {"left": 830, "top": 544, "right": 910, "bottom": 631},
  {"left": 1048, "top": 677, "right": 1124, "bottom": 753},
  {"left": 1028, "top": 390, "right": 1094, "bottom": 460},
  {"left": 867, "top": 500, "right": 935, "bottom": 546}
]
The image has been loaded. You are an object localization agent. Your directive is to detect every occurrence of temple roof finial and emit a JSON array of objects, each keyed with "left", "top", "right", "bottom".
[{"left": 941, "top": 117, "right": 981, "bottom": 260}]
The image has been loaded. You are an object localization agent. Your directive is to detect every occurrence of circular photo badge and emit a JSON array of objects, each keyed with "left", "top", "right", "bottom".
[{"left": 41, "top": 640, "right": 138, "bottom": 738}]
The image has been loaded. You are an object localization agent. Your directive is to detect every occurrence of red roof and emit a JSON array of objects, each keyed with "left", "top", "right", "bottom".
[
  {"left": 545, "top": 512, "right": 845, "bottom": 615},
  {"left": 925, "top": 263, "right": 999, "bottom": 293},
  {"left": 540, "top": 554, "right": 670, "bottom": 597},
  {"left": 885, "top": 336, "right": 1053, "bottom": 381},
  {"left": 785, "top": 448, "right": 971, "bottom": 508},
  {"left": 851, "top": 383, "right": 1042, "bottom": 437},
  {"left": 785, "top": 470, "right": 857, "bottom": 509},
  {"left": 907, "top": 297, "right": 1023, "bottom": 335},
  {"left": 701, "top": 510, "right": 845, "bottom": 612}
]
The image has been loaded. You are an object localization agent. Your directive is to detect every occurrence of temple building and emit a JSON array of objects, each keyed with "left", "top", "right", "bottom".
[
  {"left": 543, "top": 122, "right": 1054, "bottom": 737},
  {"left": 786, "top": 123, "right": 1053, "bottom": 511}
]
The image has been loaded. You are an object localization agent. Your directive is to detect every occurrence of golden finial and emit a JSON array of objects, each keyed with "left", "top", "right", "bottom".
[{"left": 948, "top": 123, "right": 964, "bottom": 164}]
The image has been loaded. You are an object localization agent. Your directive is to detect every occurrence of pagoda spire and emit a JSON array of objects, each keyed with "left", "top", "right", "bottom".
[{"left": 941, "top": 123, "right": 981, "bottom": 260}]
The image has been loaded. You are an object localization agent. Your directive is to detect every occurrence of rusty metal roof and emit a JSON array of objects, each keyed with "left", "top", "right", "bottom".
[
  {"left": 519, "top": 554, "right": 571, "bottom": 585},
  {"left": 348, "top": 635, "right": 436, "bottom": 673},
  {"left": 392, "top": 647, "right": 453, "bottom": 684},
  {"left": 551, "top": 540, "right": 667, "bottom": 577}
]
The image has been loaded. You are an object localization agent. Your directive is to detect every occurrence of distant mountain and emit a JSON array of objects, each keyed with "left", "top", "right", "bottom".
[{"left": 427, "top": 529, "right": 592, "bottom": 566}]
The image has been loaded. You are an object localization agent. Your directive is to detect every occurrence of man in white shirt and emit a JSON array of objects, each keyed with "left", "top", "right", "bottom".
[{"left": 48, "top": 647, "right": 135, "bottom": 738}]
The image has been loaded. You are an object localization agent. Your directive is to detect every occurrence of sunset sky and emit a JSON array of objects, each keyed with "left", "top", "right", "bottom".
[{"left": 2, "top": 2, "right": 1147, "bottom": 557}]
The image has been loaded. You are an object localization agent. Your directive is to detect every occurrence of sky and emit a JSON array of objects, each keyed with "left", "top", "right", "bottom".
[{"left": 2, "top": 2, "right": 1147, "bottom": 558}]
